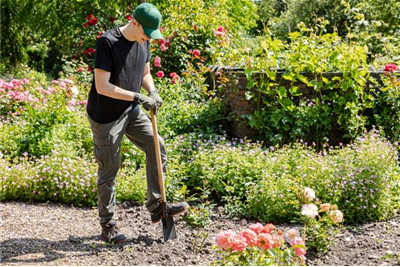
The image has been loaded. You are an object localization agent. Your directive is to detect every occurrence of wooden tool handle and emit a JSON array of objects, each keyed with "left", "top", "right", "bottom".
[{"left": 151, "top": 109, "right": 166, "bottom": 203}]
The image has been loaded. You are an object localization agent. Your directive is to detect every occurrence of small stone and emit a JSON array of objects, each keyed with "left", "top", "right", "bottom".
[
  {"left": 390, "top": 221, "right": 398, "bottom": 226},
  {"left": 368, "top": 255, "right": 379, "bottom": 259},
  {"left": 385, "top": 250, "right": 394, "bottom": 255}
]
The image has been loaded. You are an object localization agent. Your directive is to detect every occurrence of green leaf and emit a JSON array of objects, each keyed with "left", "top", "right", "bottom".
[{"left": 289, "top": 86, "right": 302, "bottom": 96}]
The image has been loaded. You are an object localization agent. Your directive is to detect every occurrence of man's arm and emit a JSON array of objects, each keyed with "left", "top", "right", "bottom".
[
  {"left": 95, "top": 68, "right": 135, "bottom": 101},
  {"left": 142, "top": 62, "right": 163, "bottom": 108},
  {"left": 142, "top": 62, "right": 156, "bottom": 93}
]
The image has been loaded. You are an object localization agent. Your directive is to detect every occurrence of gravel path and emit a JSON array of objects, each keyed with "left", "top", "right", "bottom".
[{"left": 1, "top": 201, "right": 399, "bottom": 266}]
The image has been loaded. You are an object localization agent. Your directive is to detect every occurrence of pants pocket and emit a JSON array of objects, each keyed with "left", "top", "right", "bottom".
[{"left": 93, "top": 136, "right": 113, "bottom": 169}]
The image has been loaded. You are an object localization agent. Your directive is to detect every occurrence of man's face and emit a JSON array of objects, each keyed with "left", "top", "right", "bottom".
[{"left": 132, "top": 20, "right": 150, "bottom": 44}]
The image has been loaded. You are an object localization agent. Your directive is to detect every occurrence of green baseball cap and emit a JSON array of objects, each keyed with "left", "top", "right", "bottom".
[{"left": 133, "top": 3, "right": 163, "bottom": 39}]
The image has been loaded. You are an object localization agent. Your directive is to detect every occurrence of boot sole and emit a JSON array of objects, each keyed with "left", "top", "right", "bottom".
[{"left": 101, "top": 235, "right": 128, "bottom": 245}]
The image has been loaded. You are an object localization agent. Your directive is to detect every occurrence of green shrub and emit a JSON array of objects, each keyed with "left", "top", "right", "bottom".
[
  {"left": 0, "top": 150, "right": 98, "bottom": 206},
  {"left": 116, "top": 167, "right": 147, "bottom": 204},
  {"left": 0, "top": 148, "right": 147, "bottom": 206},
  {"left": 246, "top": 130, "right": 400, "bottom": 224},
  {"left": 322, "top": 130, "right": 398, "bottom": 222},
  {"left": 165, "top": 132, "right": 268, "bottom": 215}
]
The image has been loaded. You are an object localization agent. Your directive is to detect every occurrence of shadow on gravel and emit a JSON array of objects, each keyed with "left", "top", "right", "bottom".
[{"left": 0, "top": 235, "right": 162, "bottom": 264}]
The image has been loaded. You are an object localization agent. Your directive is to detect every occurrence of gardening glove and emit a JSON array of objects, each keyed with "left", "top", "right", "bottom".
[
  {"left": 148, "top": 89, "right": 163, "bottom": 108},
  {"left": 134, "top": 93, "right": 157, "bottom": 112}
]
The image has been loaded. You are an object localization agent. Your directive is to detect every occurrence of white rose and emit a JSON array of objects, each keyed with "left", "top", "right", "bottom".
[
  {"left": 328, "top": 210, "right": 344, "bottom": 223},
  {"left": 285, "top": 228, "right": 300, "bottom": 244},
  {"left": 301, "top": 204, "right": 319, "bottom": 218},
  {"left": 304, "top": 187, "right": 316, "bottom": 202},
  {"left": 70, "top": 86, "right": 79, "bottom": 96}
]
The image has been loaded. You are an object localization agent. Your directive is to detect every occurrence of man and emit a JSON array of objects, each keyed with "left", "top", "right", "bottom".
[{"left": 86, "top": 3, "right": 189, "bottom": 244}]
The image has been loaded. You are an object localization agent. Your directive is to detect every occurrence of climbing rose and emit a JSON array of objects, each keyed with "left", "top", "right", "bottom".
[
  {"left": 171, "top": 75, "right": 180, "bottom": 84},
  {"left": 193, "top": 49, "right": 201, "bottom": 57},
  {"left": 169, "top": 72, "right": 177, "bottom": 78},
  {"left": 156, "top": 71, "right": 164, "bottom": 78},
  {"left": 160, "top": 44, "right": 167, "bottom": 51},
  {"left": 217, "top": 26, "right": 224, "bottom": 32},
  {"left": 154, "top": 56, "right": 161, "bottom": 68},
  {"left": 384, "top": 63, "right": 398, "bottom": 72}
]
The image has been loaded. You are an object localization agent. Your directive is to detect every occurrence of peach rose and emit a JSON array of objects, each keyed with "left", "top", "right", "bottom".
[
  {"left": 216, "top": 230, "right": 235, "bottom": 250},
  {"left": 241, "top": 229, "right": 257, "bottom": 246}
]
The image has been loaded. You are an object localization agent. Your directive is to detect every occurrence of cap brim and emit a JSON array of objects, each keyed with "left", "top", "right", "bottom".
[{"left": 143, "top": 27, "right": 163, "bottom": 39}]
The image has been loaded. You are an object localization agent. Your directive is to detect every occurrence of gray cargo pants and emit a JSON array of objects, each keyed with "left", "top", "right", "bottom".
[{"left": 87, "top": 105, "right": 166, "bottom": 226}]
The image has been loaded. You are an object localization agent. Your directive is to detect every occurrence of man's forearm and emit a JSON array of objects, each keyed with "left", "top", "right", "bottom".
[
  {"left": 142, "top": 73, "right": 156, "bottom": 93},
  {"left": 96, "top": 83, "right": 135, "bottom": 101}
]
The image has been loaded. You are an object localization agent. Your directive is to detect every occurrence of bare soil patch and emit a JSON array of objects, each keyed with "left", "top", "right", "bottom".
[{"left": 1, "top": 201, "right": 399, "bottom": 266}]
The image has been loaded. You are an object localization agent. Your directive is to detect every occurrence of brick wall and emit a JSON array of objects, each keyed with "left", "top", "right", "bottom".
[{"left": 220, "top": 70, "right": 391, "bottom": 139}]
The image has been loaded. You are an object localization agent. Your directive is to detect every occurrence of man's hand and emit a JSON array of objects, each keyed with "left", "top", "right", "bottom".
[
  {"left": 135, "top": 93, "right": 157, "bottom": 111},
  {"left": 148, "top": 89, "right": 163, "bottom": 108}
]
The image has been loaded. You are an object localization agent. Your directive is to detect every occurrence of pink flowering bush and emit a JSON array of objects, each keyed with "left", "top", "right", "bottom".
[{"left": 213, "top": 223, "right": 306, "bottom": 266}]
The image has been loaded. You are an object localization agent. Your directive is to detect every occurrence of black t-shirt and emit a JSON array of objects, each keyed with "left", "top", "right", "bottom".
[{"left": 86, "top": 27, "right": 151, "bottom": 123}]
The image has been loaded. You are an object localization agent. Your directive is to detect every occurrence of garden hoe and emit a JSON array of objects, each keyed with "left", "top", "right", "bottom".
[{"left": 151, "top": 108, "right": 177, "bottom": 242}]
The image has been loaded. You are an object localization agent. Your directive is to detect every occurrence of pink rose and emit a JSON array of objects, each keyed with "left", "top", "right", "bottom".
[
  {"left": 285, "top": 228, "right": 300, "bottom": 244},
  {"left": 156, "top": 71, "right": 164, "bottom": 78},
  {"left": 217, "top": 26, "right": 224, "bottom": 32},
  {"left": 160, "top": 44, "right": 167, "bottom": 52},
  {"left": 384, "top": 63, "right": 398, "bottom": 72},
  {"left": 171, "top": 75, "right": 180, "bottom": 84},
  {"left": 193, "top": 49, "right": 201, "bottom": 57},
  {"left": 169, "top": 72, "right": 177, "bottom": 78},
  {"left": 272, "top": 234, "right": 282, "bottom": 248},
  {"left": 291, "top": 237, "right": 306, "bottom": 256},
  {"left": 248, "top": 223, "right": 263, "bottom": 234},
  {"left": 260, "top": 223, "right": 276, "bottom": 234},
  {"left": 154, "top": 56, "right": 162, "bottom": 68},
  {"left": 257, "top": 233, "right": 273, "bottom": 251},
  {"left": 241, "top": 229, "right": 257, "bottom": 246},
  {"left": 228, "top": 233, "right": 247, "bottom": 251},
  {"left": 215, "top": 31, "right": 225, "bottom": 37},
  {"left": 216, "top": 230, "right": 235, "bottom": 250}
]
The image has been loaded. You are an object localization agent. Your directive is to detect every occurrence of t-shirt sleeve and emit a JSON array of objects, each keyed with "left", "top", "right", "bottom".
[
  {"left": 146, "top": 41, "right": 151, "bottom": 63},
  {"left": 94, "top": 37, "right": 112, "bottom": 72}
]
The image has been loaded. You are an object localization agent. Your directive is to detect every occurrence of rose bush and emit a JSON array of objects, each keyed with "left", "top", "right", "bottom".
[{"left": 213, "top": 223, "right": 306, "bottom": 266}]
